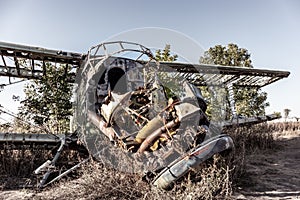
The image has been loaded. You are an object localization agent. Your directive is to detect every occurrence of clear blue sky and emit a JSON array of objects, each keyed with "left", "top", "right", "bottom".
[{"left": 0, "top": 0, "right": 299, "bottom": 122}]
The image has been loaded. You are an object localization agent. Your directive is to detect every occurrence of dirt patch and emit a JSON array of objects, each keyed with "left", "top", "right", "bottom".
[
  {"left": 234, "top": 131, "right": 300, "bottom": 199},
  {"left": 0, "top": 190, "right": 35, "bottom": 200}
]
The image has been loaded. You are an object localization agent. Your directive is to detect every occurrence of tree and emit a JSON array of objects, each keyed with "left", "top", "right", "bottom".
[
  {"left": 283, "top": 108, "right": 291, "bottom": 121},
  {"left": 200, "top": 44, "right": 269, "bottom": 119},
  {"left": 154, "top": 45, "right": 180, "bottom": 98},
  {"left": 155, "top": 44, "right": 178, "bottom": 62},
  {"left": 20, "top": 63, "right": 73, "bottom": 133},
  {"left": 200, "top": 44, "right": 252, "bottom": 67}
]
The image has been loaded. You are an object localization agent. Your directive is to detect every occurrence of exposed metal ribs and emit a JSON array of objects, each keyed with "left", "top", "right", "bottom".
[
  {"left": 0, "top": 41, "right": 290, "bottom": 88},
  {"left": 0, "top": 41, "right": 84, "bottom": 83},
  {"left": 155, "top": 62, "right": 290, "bottom": 88}
]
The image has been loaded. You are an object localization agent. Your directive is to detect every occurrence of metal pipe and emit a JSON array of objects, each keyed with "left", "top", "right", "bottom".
[
  {"left": 87, "top": 110, "right": 115, "bottom": 141},
  {"left": 43, "top": 157, "right": 91, "bottom": 187},
  {"left": 38, "top": 135, "right": 65, "bottom": 187},
  {"left": 138, "top": 118, "right": 179, "bottom": 153}
]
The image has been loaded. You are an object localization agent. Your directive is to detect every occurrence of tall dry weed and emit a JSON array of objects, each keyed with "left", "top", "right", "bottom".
[{"left": 2, "top": 122, "right": 300, "bottom": 199}]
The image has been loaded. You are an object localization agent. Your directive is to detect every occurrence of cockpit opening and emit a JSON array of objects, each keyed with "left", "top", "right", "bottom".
[{"left": 107, "top": 67, "right": 127, "bottom": 94}]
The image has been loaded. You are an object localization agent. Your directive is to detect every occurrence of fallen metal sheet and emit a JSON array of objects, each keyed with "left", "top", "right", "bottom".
[{"left": 153, "top": 134, "right": 234, "bottom": 189}]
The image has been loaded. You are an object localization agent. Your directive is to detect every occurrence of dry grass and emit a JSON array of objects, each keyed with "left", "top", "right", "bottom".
[
  {"left": 32, "top": 158, "right": 232, "bottom": 200},
  {"left": 0, "top": 148, "right": 51, "bottom": 189},
  {"left": 1, "top": 122, "right": 300, "bottom": 199},
  {"left": 225, "top": 123, "right": 276, "bottom": 183},
  {"left": 226, "top": 122, "right": 300, "bottom": 190},
  {"left": 0, "top": 146, "right": 85, "bottom": 190}
]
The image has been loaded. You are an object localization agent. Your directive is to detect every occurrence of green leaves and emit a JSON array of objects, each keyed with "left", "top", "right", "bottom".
[
  {"left": 200, "top": 44, "right": 269, "bottom": 119},
  {"left": 20, "top": 63, "right": 73, "bottom": 133},
  {"left": 155, "top": 44, "right": 178, "bottom": 62},
  {"left": 200, "top": 43, "right": 252, "bottom": 68},
  {"left": 155, "top": 45, "right": 179, "bottom": 98}
]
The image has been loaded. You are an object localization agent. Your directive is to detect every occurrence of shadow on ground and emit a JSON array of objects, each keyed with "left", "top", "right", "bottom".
[{"left": 235, "top": 132, "right": 300, "bottom": 200}]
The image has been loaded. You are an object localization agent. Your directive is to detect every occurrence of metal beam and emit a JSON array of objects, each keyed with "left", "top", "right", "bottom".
[
  {"left": 0, "top": 41, "right": 84, "bottom": 66},
  {"left": 0, "top": 133, "right": 63, "bottom": 144},
  {"left": 219, "top": 114, "right": 281, "bottom": 128}
]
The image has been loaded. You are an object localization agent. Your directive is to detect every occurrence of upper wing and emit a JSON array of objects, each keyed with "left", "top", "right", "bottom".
[
  {"left": 0, "top": 41, "right": 84, "bottom": 82},
  {"left": 155, "top": 62, "right": 290, "bottom": 88},
  {"left": 0, "top": 41, "right": 290, "bottom": 88}
]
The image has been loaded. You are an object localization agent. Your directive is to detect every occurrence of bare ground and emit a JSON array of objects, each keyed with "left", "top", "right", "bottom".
[
  {"left": 234, "top": 131, "right": 300, "bottom": 200},
  {"left": 1, "top": 131, "right": 300, "bottom": 200}
]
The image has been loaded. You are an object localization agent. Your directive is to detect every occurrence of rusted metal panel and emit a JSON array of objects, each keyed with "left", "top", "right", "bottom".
[{"left": 153, "top": 134, "right": 234, "bottom": 189}]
